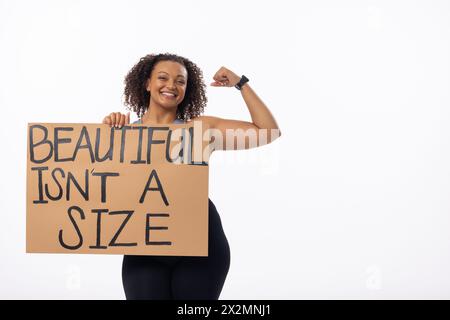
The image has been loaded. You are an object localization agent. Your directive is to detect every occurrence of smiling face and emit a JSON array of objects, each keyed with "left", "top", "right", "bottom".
[{"left": 146, "top": 60, "right": 188, "bottom": 111}]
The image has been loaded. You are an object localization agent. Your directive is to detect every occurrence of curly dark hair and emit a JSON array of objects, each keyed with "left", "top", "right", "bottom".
[{"left": 123, "top": 52, "right": 207, "bottom": 121}]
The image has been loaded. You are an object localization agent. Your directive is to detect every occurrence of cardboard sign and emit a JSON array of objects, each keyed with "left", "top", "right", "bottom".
[{"left": 26, "top": 122, "right": 210, "bottom": 256}]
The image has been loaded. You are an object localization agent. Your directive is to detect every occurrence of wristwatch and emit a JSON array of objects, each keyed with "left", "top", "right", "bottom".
[{"left": 234, "top": 75, "right": 249, "bottom": 90}]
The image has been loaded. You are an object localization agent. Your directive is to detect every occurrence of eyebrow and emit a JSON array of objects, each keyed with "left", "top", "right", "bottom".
[{"left": 157, "top": 71, "right": 186, "bottom": 78}]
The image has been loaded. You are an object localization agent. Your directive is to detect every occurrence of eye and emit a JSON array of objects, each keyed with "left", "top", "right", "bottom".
[{"left": 178, "top": 80, "right": 186, "bottom": 84}]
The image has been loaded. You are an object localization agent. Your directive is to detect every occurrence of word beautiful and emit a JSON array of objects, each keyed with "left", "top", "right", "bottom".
[{"left": 28, "top": 122, "right": 208, "bottom": 165}]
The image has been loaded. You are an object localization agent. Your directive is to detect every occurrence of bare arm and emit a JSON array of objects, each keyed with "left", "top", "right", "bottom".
[
  {"left": 194, "top": 67, "right": 281, "bottom": 151},
  {"left": 239, "top": 82, "right": 280, "bottom": 131}
]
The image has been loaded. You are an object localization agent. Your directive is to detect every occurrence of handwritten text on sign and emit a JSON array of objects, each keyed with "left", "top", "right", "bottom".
[{"left": 26, "top": 122, "right": 210, "bottom": 256}]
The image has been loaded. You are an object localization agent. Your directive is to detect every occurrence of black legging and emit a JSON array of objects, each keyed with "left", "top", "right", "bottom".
[{"left": 122, "top": 199, "right": 231, "bottom": 300}]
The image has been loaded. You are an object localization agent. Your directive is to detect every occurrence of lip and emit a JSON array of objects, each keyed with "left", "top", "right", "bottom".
[
  {"left": 160, "top": 92, "right": 177, "bottom": 100},
  {"left": 160, "top": 91, "right": 177, "bottom": 96}
]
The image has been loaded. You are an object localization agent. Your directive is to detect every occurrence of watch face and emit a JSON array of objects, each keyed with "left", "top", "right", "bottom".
[{"left": 235, "top": 75, "right": 249, "bottom": 90}]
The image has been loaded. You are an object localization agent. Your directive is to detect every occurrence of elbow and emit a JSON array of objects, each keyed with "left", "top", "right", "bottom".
[
  {"left": 273, "top": 127, "right": 281, "bottom": 140},
  {"left": 255, "top": 127, "right": 281, "bottom": 146},
  {"left": 267, "top": 127, "right": 281, "bottom": 144}
]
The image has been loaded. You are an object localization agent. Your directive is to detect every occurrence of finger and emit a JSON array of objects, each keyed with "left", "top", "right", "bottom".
[
  {"left": 213, "top": 67, "right": 227, "bottom": 79},
  {"left": 103, "top": 116, "right": 111, "bottom": 125},
  {"left": 114, "top": 112, "right": 122, "bottom": 127},
  {"left": 126, "top": 112, "right": 130, "bottom": 124},
  {"left": 213, "top": 75, "right": 227, "bottom": 82},
  {"left": 211, "top": 81, "right": 228, "bottom": 86},
  {"left": 110, "top": 113, "right": 116, "bottom": 127},
  {"left": 119, "top": 113, "right": 126, "bottom": 128}
]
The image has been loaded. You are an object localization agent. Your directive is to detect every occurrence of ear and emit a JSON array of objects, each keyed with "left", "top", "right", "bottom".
[{"left": 145, "top": 79, "right": 151, "bottom": 92}]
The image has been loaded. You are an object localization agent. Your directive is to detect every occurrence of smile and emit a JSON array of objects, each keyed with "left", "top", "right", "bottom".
[{"left": 161, "top": 92, "right": 177, "bottom": 99}]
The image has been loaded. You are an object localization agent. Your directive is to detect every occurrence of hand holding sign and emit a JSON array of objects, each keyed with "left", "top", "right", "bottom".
[{"left": 103, "top": 112, "right": 130, "bottom": 128}]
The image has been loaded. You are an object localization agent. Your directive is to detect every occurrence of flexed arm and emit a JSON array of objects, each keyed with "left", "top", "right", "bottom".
[{"left": 196, "top": 66, "right": 281, "bottom": 150}]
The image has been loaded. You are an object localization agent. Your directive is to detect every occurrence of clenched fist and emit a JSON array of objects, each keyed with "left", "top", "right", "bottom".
[
  {"left": 210, "top": 66, "right": 241, "bottom": 87},
  {"left": 102, "top": 112, "right": 130, "bottom": 128}
]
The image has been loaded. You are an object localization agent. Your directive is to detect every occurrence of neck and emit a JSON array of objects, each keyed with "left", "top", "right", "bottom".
[{"left": 141, "top": 102, "right": 177, "bottom": 124}]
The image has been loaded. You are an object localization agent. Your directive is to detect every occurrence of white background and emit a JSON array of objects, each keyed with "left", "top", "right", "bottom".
[{"left": 1, "top": 0, "right": 449, "bottom": 299}]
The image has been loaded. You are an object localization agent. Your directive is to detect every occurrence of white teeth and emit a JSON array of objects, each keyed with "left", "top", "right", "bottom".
[{"left": 161, "top": 92, "right": 175, "bottom": 97}]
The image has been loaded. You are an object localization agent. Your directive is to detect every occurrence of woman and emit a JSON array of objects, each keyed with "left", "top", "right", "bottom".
[{"left": 102, "top": 52, "right": 281, "bottom": 300}]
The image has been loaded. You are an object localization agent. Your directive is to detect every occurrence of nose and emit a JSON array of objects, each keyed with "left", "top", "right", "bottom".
[{"left": 166, "top": 79, "right": 177, "bottom": 90}]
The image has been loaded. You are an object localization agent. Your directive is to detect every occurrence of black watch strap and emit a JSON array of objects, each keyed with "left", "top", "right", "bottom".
[{"left": 235, "top": 75, "right": 249, "bottom": 90}]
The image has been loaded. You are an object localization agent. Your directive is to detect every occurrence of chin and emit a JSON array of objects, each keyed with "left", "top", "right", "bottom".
[{"left": 160, "top": 101, "right": 179, "bottom": 111}]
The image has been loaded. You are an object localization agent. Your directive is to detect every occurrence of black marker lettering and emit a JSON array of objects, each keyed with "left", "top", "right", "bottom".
[
  {"left": 29, "top": 125, "right": 53, "bottom": 164},
  {"left": 146, "top": 127, "right": 168, "bottom": 164},
  {"left": 72, "top": 126, "right": 95, "bottom": 163},
  {"left": 94, "top": 127, "right": 114, "bottom": 162},
  {"left": 44, "top": 167, "right": 65, "bottom": 201},
  {"left": 139, "top": 169, "right": 169, "bottom": 205},
  {"left": 58, "top": 205, "right": 85, "bottom": 250},
  {"left": 145, "top": 213, "right": 171, "bottom": 245},
  {"left": 89, "top": 208, "right": 108, "bottom": 249},
  {"left": 92, "top": 172, "right": 119, "bottom": 203},
  {"left": 165, "top": 129, "right": 184, "bottom": 163},
  {"left": 119, "top": 126, "right": 131, "bottom": 163},
  {"left": 131, "top": 126, "right": 146, "bottom": 164},
  {"left": 108, "top": 210, "right": 137, "bottom": 247},
  {"left": 66, "top": 170, "right": 89, "bottom": 201},
  {"left": 31, "top": 166, "right": 48, "bottom": 204},
  {"left": 54, "top": 127, "right": 73, "bottom": 162},
  {"left": 189, "top": 126, "right": 208, "bottom": 166}
]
